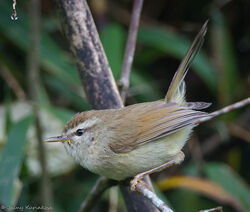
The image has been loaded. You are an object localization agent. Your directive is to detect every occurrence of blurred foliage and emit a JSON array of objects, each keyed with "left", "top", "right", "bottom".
[
  {"left": 0, "top": 115, "right": 32, "bottom": 206},
  {"left": 0, "top": 0, "right": 249, "bottom": 212}
]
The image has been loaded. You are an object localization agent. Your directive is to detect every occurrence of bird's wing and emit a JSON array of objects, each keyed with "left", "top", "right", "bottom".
[{"left": 109, "top": 101, "right": 209, "bottom": 153}]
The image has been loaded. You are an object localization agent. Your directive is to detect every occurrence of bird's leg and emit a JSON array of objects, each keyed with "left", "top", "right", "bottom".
[{"left": 131, "top": 151, "right": 185, "bottom": 191}]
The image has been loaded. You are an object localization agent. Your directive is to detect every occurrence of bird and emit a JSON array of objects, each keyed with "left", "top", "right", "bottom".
[{"left": 45, "top": 21, "right": 211, "bottom": 185}]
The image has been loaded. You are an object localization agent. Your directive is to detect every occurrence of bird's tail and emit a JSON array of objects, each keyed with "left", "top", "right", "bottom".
[{"left": 165, "top": 20, "right": 208, "bottom": 104}]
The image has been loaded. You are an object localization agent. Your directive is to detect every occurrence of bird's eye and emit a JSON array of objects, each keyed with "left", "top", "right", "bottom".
[{"left": 76, "top": 129, "right": 84, "bottom": 136}]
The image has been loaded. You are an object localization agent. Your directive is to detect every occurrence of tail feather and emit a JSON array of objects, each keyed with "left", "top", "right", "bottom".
[{"left": 165, "top": 20, "right": 208, "bottom": 103}]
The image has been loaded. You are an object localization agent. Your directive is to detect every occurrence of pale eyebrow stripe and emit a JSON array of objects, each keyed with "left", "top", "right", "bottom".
[{"left": 66, "top": 117, "right": 101, "bottom": 135}]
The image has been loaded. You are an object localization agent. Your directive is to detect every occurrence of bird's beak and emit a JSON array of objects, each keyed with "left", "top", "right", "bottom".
[{"left": 45, "top": 135, "right": 71, "bottom": 143}]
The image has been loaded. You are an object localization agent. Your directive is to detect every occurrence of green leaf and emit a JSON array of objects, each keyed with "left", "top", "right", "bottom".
[
  {"left": 168, "top": 189, "right": 204, "bottom": 212},
  {"left": 138, "top": 26, "right": 217, "bottom": 92},
  {"left": 211, "top": 11, "right": 241, "bottom": 105},
  {"left": 205, "top": 163, "right": 250, "bottom": 211},
  {"left": 100, "top": 23, "right": 163, "bottom": 102},
  {"left": 100, "top": 23, "right": 125, "bottom": 80},
  {"left": 45, "top": 106, "right": 75, "bottom": 123},
  {"left": 40, "top": 36, "right": 81, "bottom": 86},
  {"left": 184, "top": 162, "right": 250, "bottom": 211},
  {"left": 44, "top": 75, "right": 90, "bottom": 111},
  {"left": 0, "top": 115, "right": 33, "bottom": 206},
  {"left": 4, "top": 100, "right": 13, "bottom": 135},
  {"left": 130, "top": 70, "right": 162, "bottom": 102}
]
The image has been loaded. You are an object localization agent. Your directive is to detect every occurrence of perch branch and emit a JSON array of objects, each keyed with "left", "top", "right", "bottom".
[
  {"left": 119, "top": 0, "right": 144, "bottom": 101},
  {"left": 135, "top": 182, "right": 173, "bottom": 212}
]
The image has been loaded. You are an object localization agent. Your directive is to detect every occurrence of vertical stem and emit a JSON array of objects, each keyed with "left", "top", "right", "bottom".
[
  {"left": 27, "top": 0, "right": 53, "bottom": 209},
  {"left": 118, "top": 1, "right": 158, "bottom": 210},
  {"left": 119, "top": 0, "right": 144, "bottom": 101}
]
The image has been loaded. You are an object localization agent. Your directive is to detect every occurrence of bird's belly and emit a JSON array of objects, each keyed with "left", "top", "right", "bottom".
[{"left": 88, "top": 126, "right": 192, "bottom": 180}]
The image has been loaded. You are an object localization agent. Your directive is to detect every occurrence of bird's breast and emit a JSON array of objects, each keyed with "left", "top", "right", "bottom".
[{"left": 82, "top": 126, "right": 193, "bottom": 180}]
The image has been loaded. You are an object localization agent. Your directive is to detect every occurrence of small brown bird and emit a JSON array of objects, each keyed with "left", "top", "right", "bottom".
[{"left": 45, "top": 21, "right": 210, "bottom": 184}]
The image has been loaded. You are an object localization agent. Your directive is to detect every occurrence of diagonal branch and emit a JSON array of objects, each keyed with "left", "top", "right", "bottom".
[
  {"left": 119, "top": 0, "right": 144, "bottom": 102},
  {"left": 55, "top": 0, "right": 122, "bottom": 110},
  {"left": 0, "top": 66, "right": 26, "bottom": 100},
  {"left": 78, "top": 177, "right": 117, "bottom": 212},
  {"left": 195, "top": 97, "right": 250, "bottom": 124},
  {"left": 135, "top": 182, "right": 173, "bottom": 212}
]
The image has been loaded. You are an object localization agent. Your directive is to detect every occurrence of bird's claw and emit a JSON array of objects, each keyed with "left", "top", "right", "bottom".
[{"left": 130, "top": 176, "right": 142, "bottom": 192}]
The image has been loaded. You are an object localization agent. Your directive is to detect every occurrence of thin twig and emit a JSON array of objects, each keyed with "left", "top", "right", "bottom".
[
  {"left": 199, "top": 206, "right": 223, "bottom": 212},
  {"left": 135, "top": 182, "right": 173, "bottom": 212},
  {"left": 27, "top": 0, "right": 53, "bottom": 209},
  {"left": 195, "top": 97, "right": 250, "bottom": 124},
  {"left": 228, "top": 123, "right": 250, "bottom": 143},
  {"left": 117, "top": 1, "right": 159, "bottom": 211},
  {"left": 119, "top": 0, "right": 144, "bottom": 102},
  {"left": 0, "top": 66, "right": 26, "bottom": 100},
  {"left": 78, "top": 177, "right": 117, "bottom": 212}
]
